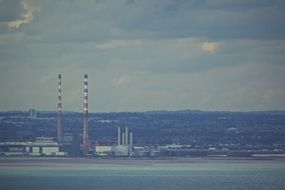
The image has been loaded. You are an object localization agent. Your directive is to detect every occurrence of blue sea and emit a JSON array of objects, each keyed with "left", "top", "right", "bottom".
[{"left": 0, "top": 158, "right": 285, "bottom": 190}]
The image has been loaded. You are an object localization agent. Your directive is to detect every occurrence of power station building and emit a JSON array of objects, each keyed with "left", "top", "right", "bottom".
[
  {"left": 112, "top": 127, "right": 134, "bottom": 156},
  {"left": 1, "top": 74, "right": 139, "bottom": 157},
  {"left": 0, "top": 137, "right": 66, "bottom": 156}
]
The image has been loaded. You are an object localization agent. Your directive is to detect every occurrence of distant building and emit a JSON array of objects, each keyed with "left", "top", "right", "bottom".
[
  {"left": 61, "top": 133, "right": 81, "bottom": 156},
  {"left": 28, "top": 109, "right": 37, "bottom": 118},
  {"left": 112, "top": 127, "right": 134, "bottom": 156},
  {"left": 95, "top": 146, "right": 112, "bottom": 156},
  {"left": 0, "top": 137, "right": 66, "bottom": 156},
  {"left": 113, "top": 145, "right": 129, "bottom": 156}
]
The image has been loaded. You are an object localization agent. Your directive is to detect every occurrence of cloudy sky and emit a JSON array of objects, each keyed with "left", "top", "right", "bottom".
[{"left": 0, "top": 0, "right": 285, "bottom": 112}]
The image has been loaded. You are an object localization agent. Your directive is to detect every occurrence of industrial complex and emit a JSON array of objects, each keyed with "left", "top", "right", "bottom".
[
  {"left": 1, "top": 74, "right": 284, "bottom": 158},
  {"left": 0, "top": 74, "right": 138, "bottom": 157}
]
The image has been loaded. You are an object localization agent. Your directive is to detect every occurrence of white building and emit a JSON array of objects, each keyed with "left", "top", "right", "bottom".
[{"left": 95, "top": 146, "right": 112, "bottom": 156}]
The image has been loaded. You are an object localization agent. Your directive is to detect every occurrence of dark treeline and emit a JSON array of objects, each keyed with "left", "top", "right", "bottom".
[{"left": 0, "top": 110, "right": 285, "bottom": 150}]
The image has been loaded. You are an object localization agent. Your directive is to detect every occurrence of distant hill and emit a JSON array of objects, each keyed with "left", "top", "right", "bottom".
[{"left": 0, "top": 110, "right": 285, "bottom": 150}]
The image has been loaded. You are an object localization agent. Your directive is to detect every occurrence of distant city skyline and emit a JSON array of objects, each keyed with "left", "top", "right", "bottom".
[{"left": 0, "top": 0, "right": 285, "bottom": 112}]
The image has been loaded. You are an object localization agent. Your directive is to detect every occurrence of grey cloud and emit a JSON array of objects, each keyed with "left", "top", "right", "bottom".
[
  {"left": 0, "top": 0, "right": 24, "bottom": 21},
  {"left": 9, "top": 0, "right": 283, "bottom": 43},
  {"left": 91, "top": 39, "right": 282, "bottom": 74},
  {"left": 0, "top": 0, "right": 24, "bottom": 33},
  {"left": 0, "top": 22, "right": 8, "bottom": 33},
  {"left": 1, "top": 0, "right": 285, "bottom": 112}
]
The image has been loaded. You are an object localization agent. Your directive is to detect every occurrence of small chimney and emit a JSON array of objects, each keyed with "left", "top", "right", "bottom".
[
  {"left": 118, "top": 127, "right": 121, "bottom": 145},
  {"left": 130, "top": 132, "right": 133, "bottom": 148},
  {"left": 125, "top": 127, "right": 128, "bottom": 146},
  {"left": 122, "top": 132, "right": 125, "bottom": 146}
]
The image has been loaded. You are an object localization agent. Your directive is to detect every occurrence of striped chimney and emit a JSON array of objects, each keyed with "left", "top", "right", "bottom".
[
  {"left": 57, "top": 74, "right": 62, "bottom": 143},
  {"left": 83, "top": 74, "right": 89, "bottom": 154}
]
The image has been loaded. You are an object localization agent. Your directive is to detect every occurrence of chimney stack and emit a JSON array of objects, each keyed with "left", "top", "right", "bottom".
[
  {"left": 130, "top": 132, "right": 133, "bottom": 148},
  {"left": 122, "top": 132, "right": 125, "bottom": 146},
  {"left": 83, "top": 74, "right": 89, "bottom": 154},
  {"left": 57, "top": 74, "right": 62, "bottom": 143},
  {"left": 125, "top": 127, "right": 129, "bottom": 146},
  {"left": 118, "top": 127, "right": 121, "bottom": 145}
]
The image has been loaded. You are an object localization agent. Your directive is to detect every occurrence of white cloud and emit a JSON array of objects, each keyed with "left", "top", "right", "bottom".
[
  {"left": 95, "top": 40, "right": 142, "bottom": 50},
  {"left": 115, "top": 75, "right": 132, "bottom": 86},
  {"left": 40, "top": 71, "right": 57, "bottom": 83},
  {"left": 200, "top": 42, "right": 219, "bottom": 53},
  {"left": 7, "top": 0, "right": 35, "bottom": 29}
]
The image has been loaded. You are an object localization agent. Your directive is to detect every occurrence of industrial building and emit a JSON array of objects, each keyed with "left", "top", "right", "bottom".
[
  {"left": 0, "top": 137, "right": 66, "bottom": 156},
  {"left": 0, "top": 74, "right": 86, "bottom": 157},
  {"left": 113, "top": 127, "right": 134, "bottom": 156},
  {"left": 28, "top": 109, "right": 37, "bottom": 119},
  {"left": 95, "top": 146, "right": 112, "bottom": 156},
  {"left": 1, "top": 74, "right": 196, "bottom": 158}
]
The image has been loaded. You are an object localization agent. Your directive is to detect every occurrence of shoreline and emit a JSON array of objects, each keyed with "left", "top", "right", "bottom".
[{"left": 1, "top": 156, "right": 285, "bottom": 167}]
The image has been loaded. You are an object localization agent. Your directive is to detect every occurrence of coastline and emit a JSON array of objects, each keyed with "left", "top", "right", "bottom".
[{"left": 1, "top": 156, "right": 285, "bottom": 167}]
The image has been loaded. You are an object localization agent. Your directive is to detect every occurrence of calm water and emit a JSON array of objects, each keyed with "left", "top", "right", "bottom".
[{"left": 0, "top": 158, "right": 285, "bottom": 190}]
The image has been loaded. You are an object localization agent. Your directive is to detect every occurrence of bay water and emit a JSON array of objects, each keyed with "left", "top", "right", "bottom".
[{"left": 0, "top": 158, "right": 284, "bottom": 190}]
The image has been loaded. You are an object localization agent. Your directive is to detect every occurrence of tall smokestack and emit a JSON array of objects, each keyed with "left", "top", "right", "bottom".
[
  {"left": 118, "top": 127, "right": 121, "bottom": 145},
  {"left": 130, "top": 132, "right": 133, "bottom": 148},
  {"left": 129, "top": 132, "right": 133, "bottom": 156},
  {"left": 83, "top": 74, "right": 89, "bottom": 154},
  {"left": 122, "top": 132, "right": 125, "bottom": 146},
  {"left": 125, "top": 127, "right": 129, "bottom": 146},
  {"left": 57, "top": 74, "right": 62, "bottom": 143}
]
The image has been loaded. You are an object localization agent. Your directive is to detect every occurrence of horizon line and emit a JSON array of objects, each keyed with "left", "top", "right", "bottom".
[{"left": 1, "top": 109, "right": 285, "bottom": 114}]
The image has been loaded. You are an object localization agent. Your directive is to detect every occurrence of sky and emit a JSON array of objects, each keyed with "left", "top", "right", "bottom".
[{"left": 0, "top": 0, "right": 285, "bottom": 112}]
